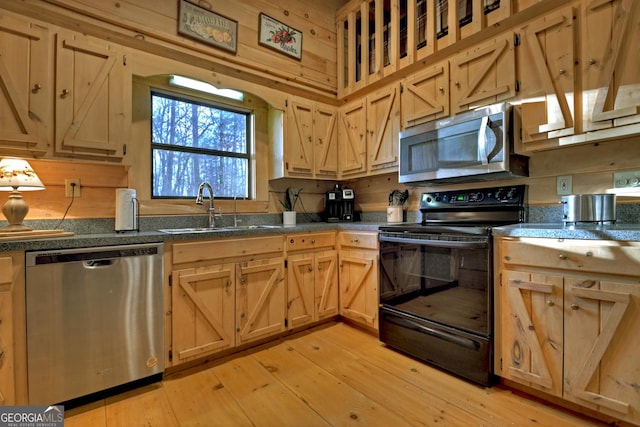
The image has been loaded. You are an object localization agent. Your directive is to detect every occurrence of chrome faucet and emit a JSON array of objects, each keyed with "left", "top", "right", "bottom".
[
  {"left": 233, "top": 195, "right": 242, "bottom": 227},
  {"left": 195, "top": 182, "right": 216, "bottom": 227}
]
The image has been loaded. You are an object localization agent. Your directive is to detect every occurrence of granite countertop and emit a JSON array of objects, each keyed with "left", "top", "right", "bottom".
[
  {"left": 0, "top": 222, "right": 383, "bottom": 252},
  {"left": 493, "top": 223, "right": 640, "bottom": 241}
]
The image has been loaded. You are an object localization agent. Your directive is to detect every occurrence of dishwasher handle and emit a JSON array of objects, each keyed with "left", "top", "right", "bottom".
[{"left": 84, "top": 259, "right": 116, "bottom": 268}]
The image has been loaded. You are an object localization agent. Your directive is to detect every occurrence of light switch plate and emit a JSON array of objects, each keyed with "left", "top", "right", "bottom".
[{"left": 557, "top": 175, "right": 572, "bottom": 195}]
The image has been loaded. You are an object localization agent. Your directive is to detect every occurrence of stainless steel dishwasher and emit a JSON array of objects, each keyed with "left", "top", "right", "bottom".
[{"left": 25, "top": 243, "right": 164, "bottom": 405}]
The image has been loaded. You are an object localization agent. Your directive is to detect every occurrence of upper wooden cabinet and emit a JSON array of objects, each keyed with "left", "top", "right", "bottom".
[
  {"left": 277, "top": 97, "right": 338, "bottom": 180},
  {"left": 581, "top": 0, "right": 640, "bottom": 132},
  {"left": 450, "top": 32, "right": 516, "bottom": 114},
  {"left": 517, "top": 5, "right": 578, "bottom": 149},
  {"left": 338, "top": 83, "right": 399, "bottom": 179},
  {"left": 366, "top": 84, "right": 400, "bottom": 174},
  {"left": 55, "top": 30, "right": 129, "bottom": 160},
  {"left": 0, "top": 12, "right": 51, "bottom": 155},
  {"left": 400, "top": 60, "right": 449, "bottom": 128},
  {"left": 338, "top": 98, "right": 367, "bottom": 178}
]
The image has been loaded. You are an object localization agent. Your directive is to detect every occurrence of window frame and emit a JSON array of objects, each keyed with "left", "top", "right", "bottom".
[{"left": 149, "top": 87, "right": 255, "bottom": 200}]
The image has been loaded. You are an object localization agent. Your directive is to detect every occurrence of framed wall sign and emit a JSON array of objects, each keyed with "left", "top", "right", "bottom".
[
  {"left": 258, "top": 13, "right": 302, "bottom": 60},
  {"left": 178, "top": 0, "right": 237, "bottom": 54}
]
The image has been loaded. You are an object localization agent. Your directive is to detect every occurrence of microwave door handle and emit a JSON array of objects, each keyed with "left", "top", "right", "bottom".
[
  {"left": 486, "top": 119, "right": 503, "bottom": 162},
  {"left": 478, "top": 116, "right": 489, "bottom": 165}
]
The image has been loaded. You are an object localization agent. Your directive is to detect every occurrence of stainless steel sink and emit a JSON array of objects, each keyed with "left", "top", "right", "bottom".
[
  {"left": 158, "top": 225, "right": 281, "bottom": 234},
  {"left": 231, "top": 225, "right": 281, "bottom": 229},
  {"left": 157, "top": 227, "right": 230, "bottom": 234}
]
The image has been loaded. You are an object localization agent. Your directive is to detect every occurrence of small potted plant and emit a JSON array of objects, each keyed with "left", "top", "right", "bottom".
[
  {"left": 281, "top": 188, "right": 300, "bottom": 226},
  {"left": 387, "top": 189, "right": 409, "bottom": 223}
]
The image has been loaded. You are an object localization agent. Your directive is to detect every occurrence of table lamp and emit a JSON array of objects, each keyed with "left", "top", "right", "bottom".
[{"left": 0, "top": 158, "right": 45, "bottom": 232}]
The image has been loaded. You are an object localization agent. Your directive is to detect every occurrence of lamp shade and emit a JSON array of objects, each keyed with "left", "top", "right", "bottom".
[{"left": 0, "top": 158, "right": 45, "bottom": 191}]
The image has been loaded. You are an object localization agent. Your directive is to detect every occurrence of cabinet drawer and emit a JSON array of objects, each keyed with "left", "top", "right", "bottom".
[
  {"left": 286, "top": 232, "right": 336, "bottom": 251},
  {"left": 501, "top": 238, "right": 640, "bottom": 276},
  {"left": 173, "top": 236, "right": 284, "bottom": 264},
  {"left": 338, "top": 231, "right": 378, "bottom": 250}
]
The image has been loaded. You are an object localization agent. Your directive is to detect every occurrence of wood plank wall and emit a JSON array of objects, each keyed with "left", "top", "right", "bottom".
[{"left": 8, "top": 0, "right": 343, "bottom": 101}]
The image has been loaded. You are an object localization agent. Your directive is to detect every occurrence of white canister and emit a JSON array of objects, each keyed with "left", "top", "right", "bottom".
[
  {"left": 387, "top": 206, "right": 404, "bottom": 223},
  {"left": 283, "top": 211, "right": 296, "bottom": 227},
  {"left": 115, "top": 188, "right": 138, "bottom": 231}
]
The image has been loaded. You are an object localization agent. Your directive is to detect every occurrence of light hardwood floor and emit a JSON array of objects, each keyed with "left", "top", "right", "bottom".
[{"left": 65, "top": 322, "right": 609, "bottom": 426}]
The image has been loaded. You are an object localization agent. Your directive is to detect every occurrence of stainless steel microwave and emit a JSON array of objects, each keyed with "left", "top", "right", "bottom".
[{"left": 399, "top": 103, "right": 528, "bottom": 183}]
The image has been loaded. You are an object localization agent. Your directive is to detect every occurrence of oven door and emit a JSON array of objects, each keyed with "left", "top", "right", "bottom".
[{"left": 378, "top": 231, "right": 494, "bottom": 386}]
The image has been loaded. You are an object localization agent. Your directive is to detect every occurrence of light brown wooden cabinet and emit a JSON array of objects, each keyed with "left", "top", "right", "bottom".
[
  {"left": 235, "top": 256, "right": 286, "bottom": 345},
  {"left": 400, "top": 60, "right": 450, "bottom": 129},
  {"left": 171, "top": 263, "right": 236, "bottom": 364},
  {"left": 338, "top": 98, "right": 367, "bottom": 178},
  {"left": 0, "top": 11, "right": 130, "bottom": 161},
  {"left": 516, "top": 4, "right": 578, "bottom": 150},
  {"left": 450, "top": 32, "right": 516, "bottom": 115},
  {"left": 580, "top": 0, "right": 640, "bottom": 133},
  {"left": 338, "top": 230, "right": 379, "bottom": 330},
  {"left": 338, "top": 84, "right": 399, "bottom": 178},
  {"left": 0, "top": 11, "right": 51, "bottom": 156},
  {"left": 286, "top": 232, "right": 339, "bottom": 329},
  {"left": 167, "top": 236, "right": 285, "bottom": 366},
  {"left": 282, "top": 97, "right": 338, "bottom": 179},
  {"left": 0, "top": 252, "right": 26, "bottom": 405},
  {"left": 497, "top": 237, "right": 640, "bottom": 425},
  {"left": 55, "top": 29, "right": 129, "bottom": 160},
  {"left": 366, "top": 84, "right": 400, "bottom": 174}
]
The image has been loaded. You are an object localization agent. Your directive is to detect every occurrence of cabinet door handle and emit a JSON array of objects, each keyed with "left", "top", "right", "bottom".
[
  {"left": 546, "top": 300, "right": 554, "bottom": 307},
  {"left": 558, "top": 254, "right": 567, "bottom": 260},
  {"left": 60, "top": 89, "right": 70, "bottom": 98},
  {"left": 352, "top": 239, "right": 359, "bottom": 243},
  {"left": 240, "top": 276, "right": 246, "bottom": 284},
  {"left": 308, "top": 266, "right": 313, "bottom": 272},
  {"left": 570, "top": 304, "right": 580, "bottom": 310},
  {"left": 32, "top": 83, "right": 42, "bottom": 93},
  {"left": 589, "top": 58, "right": 597, "bottom": 65},
  {"left": 311, "top": 239, "right": 316, "bottom": 244}
]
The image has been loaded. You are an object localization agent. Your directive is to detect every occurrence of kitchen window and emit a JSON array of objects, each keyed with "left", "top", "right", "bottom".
[{"left": 150, "top": 90, "right": 253, "bottom": 199}]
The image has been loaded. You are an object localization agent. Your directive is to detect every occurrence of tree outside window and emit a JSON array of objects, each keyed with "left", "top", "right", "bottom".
[{"left": 151, "top": 91, "right": 251, "bottom": 199}]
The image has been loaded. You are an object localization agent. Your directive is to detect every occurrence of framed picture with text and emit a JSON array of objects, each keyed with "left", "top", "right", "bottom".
[
  {"left": 178, "top": 0, "right": 237, "bottom": 54},
  {"left": 258, "top": 13, "right": 302, "bottom": 60}
]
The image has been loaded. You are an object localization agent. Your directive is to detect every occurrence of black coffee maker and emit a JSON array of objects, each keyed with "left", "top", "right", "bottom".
[{"left": 325, "top": 184, "right": 355, "bottom": 222}]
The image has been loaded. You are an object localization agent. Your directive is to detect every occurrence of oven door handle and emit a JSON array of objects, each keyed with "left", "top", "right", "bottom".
[
  {"left": 386, "top": 313, "right": 480, "bottom": 351},
  {"left": 379, "top": 235, "right": 487, "bottom": 249}
]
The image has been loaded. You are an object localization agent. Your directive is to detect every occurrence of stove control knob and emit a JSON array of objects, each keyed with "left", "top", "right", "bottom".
[
  {"left": 426, "top": 196, "right": 432, "bottom": 203},
  {"left": 435, "top": 196, "right": 441, "bottom": 202},
  {"left": 495, "top": 189, "right": 504, "bottom": 200},
  {"left": 507, "top": 188, "right": 517, "bottom": 200},
  {"left": 472, "top": 192, "right": 485, "bottom": 202}
]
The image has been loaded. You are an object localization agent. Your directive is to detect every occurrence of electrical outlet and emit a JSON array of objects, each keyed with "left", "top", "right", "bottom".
[
  {"left": 557, "top": 175, "right": 572, "bottom": 195},
  {"left": 65, "top": 178, "right": 81, "bottom": 197}
]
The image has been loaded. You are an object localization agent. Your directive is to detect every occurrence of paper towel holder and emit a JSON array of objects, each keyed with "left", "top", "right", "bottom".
[{"left": 115, "top": 188, "right": 140, "bottom": 232}]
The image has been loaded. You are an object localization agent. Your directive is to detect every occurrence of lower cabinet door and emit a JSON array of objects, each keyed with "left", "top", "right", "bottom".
[
  {"left": 564, "top": 278, "right": 640, "bottom": 425},
  {"left": 236, "top": 257, "right": 286, "bottom": 345},
  {"left": 172, "top": 263, "right": 235, "bottom": 364},
  {"left": 501, "top": 269, "right": 563, "bottom": 397}
]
